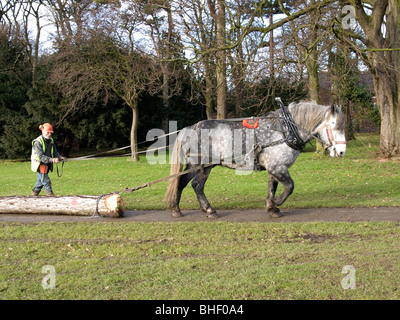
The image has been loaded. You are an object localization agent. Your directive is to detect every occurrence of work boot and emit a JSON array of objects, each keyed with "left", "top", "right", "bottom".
[
  {"left": 46, "top": 190, "right": 55, "bottom": 196},
  {"left": 30, "top": 190, "right": 40, "bottom": 196}
]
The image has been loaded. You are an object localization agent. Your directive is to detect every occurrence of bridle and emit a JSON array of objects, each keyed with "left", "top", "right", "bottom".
[
  {"left": 274, "top": 98, "right": 346, "bottom": 153},
  {"left": 315, "top": 118, "right": 347, "bottom": 151}
]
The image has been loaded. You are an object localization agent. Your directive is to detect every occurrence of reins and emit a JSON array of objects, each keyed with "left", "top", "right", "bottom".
[{"left": 56, "top": 160, "right": 64, "bottom": 178}]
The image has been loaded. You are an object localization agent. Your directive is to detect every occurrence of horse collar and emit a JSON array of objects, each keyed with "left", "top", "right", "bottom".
[{"left": 279, "top": 105, "right": 306, "bottom": 151}]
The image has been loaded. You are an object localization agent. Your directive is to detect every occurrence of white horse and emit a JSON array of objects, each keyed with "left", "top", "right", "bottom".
[{"left": 165, "top": 101, "right": 346, "bottom": 218}]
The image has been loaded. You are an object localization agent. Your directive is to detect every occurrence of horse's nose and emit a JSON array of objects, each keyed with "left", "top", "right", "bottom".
[{"left": 339, "top": 151, "right": 345, "bottom": 157}]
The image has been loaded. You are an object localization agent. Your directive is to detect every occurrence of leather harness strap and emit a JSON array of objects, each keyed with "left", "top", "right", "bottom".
[{"left": 316, "top": 120, "right": 346, "bottom": 149}]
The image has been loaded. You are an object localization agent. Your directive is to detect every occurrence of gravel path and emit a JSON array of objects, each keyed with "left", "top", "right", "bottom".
[{"left": 1, "top": 207, "right": 399, "bottom": 223}]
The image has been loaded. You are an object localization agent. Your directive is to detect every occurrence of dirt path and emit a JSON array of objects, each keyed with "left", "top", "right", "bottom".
[{"left": 0, "top": 207, "right": 399, "bottom": 223}]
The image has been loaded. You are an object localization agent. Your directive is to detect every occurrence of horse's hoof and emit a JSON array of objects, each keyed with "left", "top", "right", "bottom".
[
  {"left": 267, "top": 208, "right": 283, "bottom": 218},
  {"left": 204, "top": 207, "right": 218, "bottom": 219},
  {"left": 170, "top": 210, "right": 183, "bottom": 218},
  {"left": 206, "top": 213, "right": 219, "bottom": 219}
]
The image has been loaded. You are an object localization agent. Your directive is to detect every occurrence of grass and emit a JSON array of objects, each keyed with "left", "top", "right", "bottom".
[
  {"left": 1, "top": 221, "right": 400, "bottom": 299},
  {"left": 1, "top": 132, "right": 400, "bottom": 300}
]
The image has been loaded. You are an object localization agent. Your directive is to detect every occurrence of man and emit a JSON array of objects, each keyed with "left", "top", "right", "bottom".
[{"left": 31, "top": 123, "right": 66, "bottom": 196}]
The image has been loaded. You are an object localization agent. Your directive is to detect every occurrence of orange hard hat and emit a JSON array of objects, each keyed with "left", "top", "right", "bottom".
[{"left": 39, "top": 123, "right": 54, "bottom": 133}]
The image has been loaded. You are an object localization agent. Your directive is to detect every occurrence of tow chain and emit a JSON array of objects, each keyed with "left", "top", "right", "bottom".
[{"left": 121, "top": 163, "right": 215, "bottom": 194}]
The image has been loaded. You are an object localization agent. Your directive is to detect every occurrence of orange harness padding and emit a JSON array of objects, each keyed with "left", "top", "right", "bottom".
[{"left": 242, "top": 119, "right": 259, "bottom": 129}]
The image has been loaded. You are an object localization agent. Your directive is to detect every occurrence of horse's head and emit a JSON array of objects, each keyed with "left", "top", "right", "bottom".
[{"left": 316, "top": 105, "right": 347, "bottom": 157}]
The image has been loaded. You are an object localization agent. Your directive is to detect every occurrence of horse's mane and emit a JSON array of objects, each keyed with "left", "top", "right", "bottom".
[{"left": 288, "top": 101, "right": 345, "bottom": 131}]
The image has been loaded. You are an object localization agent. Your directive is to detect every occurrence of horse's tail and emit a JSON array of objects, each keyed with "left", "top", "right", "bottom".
[{"left": 164, "top": 131, "right": 184, "bottom": 204}]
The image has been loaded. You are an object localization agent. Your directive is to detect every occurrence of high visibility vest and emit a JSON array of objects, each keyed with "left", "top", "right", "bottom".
[{"left": 31, "top": 136, "right": 55, "bottom": 172}]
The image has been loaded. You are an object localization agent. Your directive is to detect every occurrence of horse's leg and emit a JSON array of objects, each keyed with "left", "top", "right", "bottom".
[
  {"left": 170, "top": 164, "right": 197, "bottom": 217},
  {"left": 266, "top": 169, "right": 294, "bottom": 218},
  {"left": 266, "top": 174, "right": 280, "bottom": 217},
  {"left": 191, "top": 165, "right": 217, "bottom": 218}
]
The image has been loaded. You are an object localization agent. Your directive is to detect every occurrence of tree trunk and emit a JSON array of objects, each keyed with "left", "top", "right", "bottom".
[
  {"left": 216, "top": 0, "right": 227, "bottom": 119},
  {"left": 205, "top": 78, "right": 214, "bottom": 119},
  {"left": 161, "top": 5, "right": 174, "bottom": 133},
  {"left": 368, "top": 0, "right": 400, "bottom": 157},
  {"left": 371, "top": 66, "right": 400, "bottom": 157},
  {"left": 346, "top": 100, "right": 355, "bottom": 140},
  {"left": 269, "top": 13, "right": 275, "bottom": 80},
  {"left": 130, "top": 100, "right": 139, "bottom": 161},
  {"left": 308, "top": 65, "right": 325, "bottom": 155},
  {"left": 352, "top": 0, "right": 400, "bottom": 157},
  {"left": 162, "top": 65, "right": 170, "bottom": 133},
  {"left": 207, "top": 0, "right": 226, "bottom": 119},
  {"left": 305, "top": 7, "right": 324, "bottom": 155},
  {"left": 233, "top": 5, "right": 245, "bottom": 117},
  {"left": 0, "top": 194, "right": 124, "bottom": 217}
]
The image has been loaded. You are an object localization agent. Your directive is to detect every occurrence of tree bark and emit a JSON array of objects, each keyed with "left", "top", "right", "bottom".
[
  {"left": 130, "top": 100, "right": 139, "bottom": 161},
  {"left": 305, "top": 0, "right": 320, "bottom": 105},
  {"left": 305, "top": 3, "right": 324, "bottom": 155},
  {"left": 216, "top": 0, "right": 227, "bottom": 119},
  {"left": 371, "top": 64, "right": 400, "bottom": 157},
  {"left": 0, "top": 194, "right": 124, "bottom": 217},
  {"left": 351, "top": 0, "right": 400, "bottom": 157},
  {"left": 161, "top": 4, "right": 174, "bottom": 133},
  {"left": 208, "top": 0, "right": 227, "bottom": 119}
]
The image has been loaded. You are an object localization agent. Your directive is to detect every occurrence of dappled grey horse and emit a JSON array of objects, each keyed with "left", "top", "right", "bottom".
[{"left": 164, "top": 101, "right": 346, "bottom": 218}]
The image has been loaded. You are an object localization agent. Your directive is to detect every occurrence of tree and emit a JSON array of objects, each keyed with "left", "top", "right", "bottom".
[
  {"left": 178, "top": 0, "right": 217, "bottom": 119},
  {"left": 45, "top": 1, "right": 162, "bottom": 161},
  {"left": 207, "top": 0, "right": 400, "bottom": 157},
  {"left": 342, "top": 0, "right": 400, "bottom": 157},
  {"left": 133, "top": 0, "right": 185, "bottom": 131},
  {"left": 239, "top": 76, "right": 308, "bottom": 117},
  {"left": 207, "top": 0, "right": 227, "bottom": 119},
  {"left": 0, "top": 18, "right": 33, "bottom": 159},
  {"left": 329, "top": 47, "right": 375, "bottom": 140},
  {"left": 50, "top": 32, "right": 160, "bottom": 161}
]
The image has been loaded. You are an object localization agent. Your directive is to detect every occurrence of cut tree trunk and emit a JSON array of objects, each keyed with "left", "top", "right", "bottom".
[{"left": 0, "top": 194, "right": 124, "bottom": 218}]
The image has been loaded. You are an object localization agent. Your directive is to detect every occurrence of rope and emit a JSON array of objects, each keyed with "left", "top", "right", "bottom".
[
  {"left": 94, "top": 194, "right": 104, "bottom": 217},
  {"left": 122, "top": 163, "right": 214, "bottom": 194},
  {"left": 68, "top": 130, "right": 182, "bottom": 161},
  {"left": 56, "top": 161, "right": 64, "bottom": 178}
]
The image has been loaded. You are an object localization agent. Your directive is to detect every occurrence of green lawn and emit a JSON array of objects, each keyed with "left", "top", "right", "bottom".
[
  {"left": 1, "top": 133, "right": 400, "bottom": 300},
  {"left": 1, "top": 221, "right": 400, "bottom": 299}
]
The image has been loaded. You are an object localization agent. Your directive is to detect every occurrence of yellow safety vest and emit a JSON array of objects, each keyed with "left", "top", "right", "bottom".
[{"left": 31, "top": 136, "right": 54, "bottom": 172}]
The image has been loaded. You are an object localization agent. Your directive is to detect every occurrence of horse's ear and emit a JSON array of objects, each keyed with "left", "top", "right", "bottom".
[{"left": 330, "top": 104, "right": 337, "bottom": 115}]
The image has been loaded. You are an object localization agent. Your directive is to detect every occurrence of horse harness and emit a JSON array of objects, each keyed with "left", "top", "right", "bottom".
[
  {"left": 315, "top": 119, "right": 347, "bottom": 150},
  {"left": 187, "top": 101, "right": 343, "bottom": 172},
  {"left": 247, "top": 100, "right": 343, "bottom": 170},
  {"left": 241, "top": 101, "right": 305, "bottom": 171},
  {"left": 278, "top": 102, "right": 306, "bottom": 151}
]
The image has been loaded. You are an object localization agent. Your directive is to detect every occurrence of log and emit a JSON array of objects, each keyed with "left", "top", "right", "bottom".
[{"left": 0, "top": 194, "right": 124, "bottom": 218}]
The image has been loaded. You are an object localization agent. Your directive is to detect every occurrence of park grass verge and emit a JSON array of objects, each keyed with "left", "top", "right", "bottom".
[{"left": 1, "top": 221, "right": 400, "bottom": 300}]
